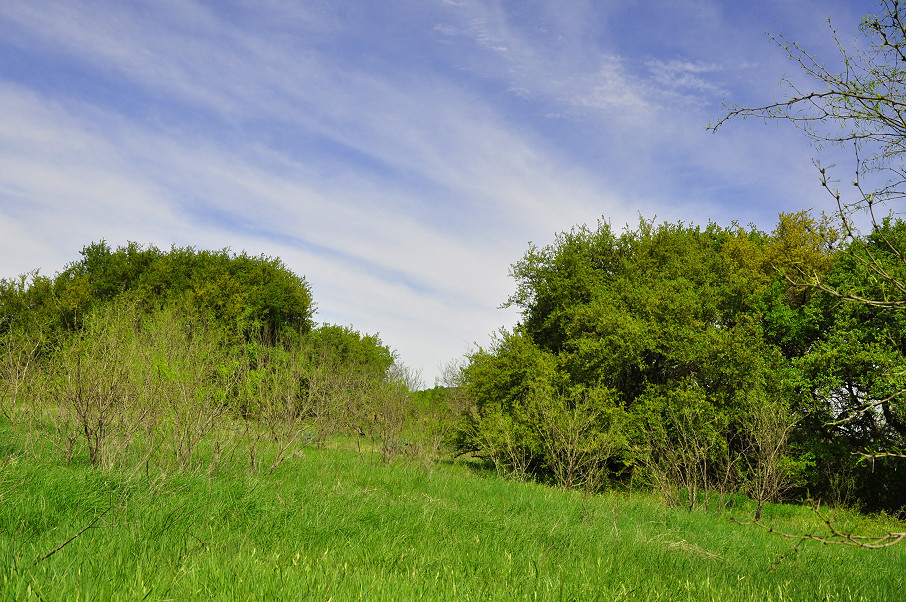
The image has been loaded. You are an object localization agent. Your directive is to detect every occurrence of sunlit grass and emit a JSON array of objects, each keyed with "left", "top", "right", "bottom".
[{"left": 1, "top": 419, "right": 904, "bottom": 601}]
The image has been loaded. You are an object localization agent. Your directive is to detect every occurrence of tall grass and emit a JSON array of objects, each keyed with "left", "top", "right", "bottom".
[
  {"left": 1, "top": 301, "right": 904, "bottom": 599},
  {"left": 1, "top": 420, "right": 904, "bottom": 601}
]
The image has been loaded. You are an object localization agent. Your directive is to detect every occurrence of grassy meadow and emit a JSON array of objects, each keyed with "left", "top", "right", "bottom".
[
  {"left": 2, "top": 240, "right": 906, "bottom": 600},
  {"left": 1, "top": 418, "right": 904, "bottom": 601}
]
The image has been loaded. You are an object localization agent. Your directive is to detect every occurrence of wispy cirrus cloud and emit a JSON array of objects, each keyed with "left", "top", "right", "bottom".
[
  {"left": 645, "top": 59, "right": 728, "bottom": 100},
  {"left": 426, "top": 0, "right": 866, "bottom": 224},
  {"left": 0, "top": 0, "right": 877, "bottom": 383},
  {"left": 0, "top": 0, "right": 635, "bottom": 381}
]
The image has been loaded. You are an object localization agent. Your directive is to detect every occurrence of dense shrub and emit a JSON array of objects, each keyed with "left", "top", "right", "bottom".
[{"left": 457, "top": 213, "right": 906, "bottom": 512}]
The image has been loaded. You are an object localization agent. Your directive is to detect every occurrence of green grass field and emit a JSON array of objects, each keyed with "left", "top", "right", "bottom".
[{"left": 1, "top": 420, "right": 904, "bottom": 601}]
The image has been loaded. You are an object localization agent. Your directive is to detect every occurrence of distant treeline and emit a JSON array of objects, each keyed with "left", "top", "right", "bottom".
[{"left": 0, "top": 241, "right": 315, "bottom": 336}]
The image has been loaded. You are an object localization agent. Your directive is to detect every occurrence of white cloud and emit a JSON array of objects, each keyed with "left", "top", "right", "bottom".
[
  {"left": 0, "top": 0, "right": 872, "bottom": 383},
  {"left": 646, "top": 59, "right": 728, "bottom": 99},
  {"left": 570, "top": 57, "right": 654, "bottom": 116},
  {"left": 0, "top": 44, "right": 621, "bottom": 383}
]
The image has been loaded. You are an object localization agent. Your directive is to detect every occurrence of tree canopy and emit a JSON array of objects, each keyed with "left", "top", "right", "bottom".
[
  {"left": 458, "top": 213, "right": 906, "bottom": 511},
  {"left": 709, "top": 0, "right": 906, "bottom": 505},
  {"left": 0, "top": 241, "right": 316, "bottom": 336}
]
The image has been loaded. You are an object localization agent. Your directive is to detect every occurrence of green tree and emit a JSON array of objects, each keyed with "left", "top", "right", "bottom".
[
  {"left": 713, "top": 0, "right": 906, "bottom": 537},
  {"left": 1, "top": 241, "right": 316, "bottom": 337},
  {"left": 460, "top": 327, "right": 557, "bottom": 478},
  {"left": 786, "top": 220, "right": 906, "bottom": 506},
  {"left": 712, "top": 0, "right": 906, "bottom": 454},
  {"left": 711, "top": 0, "right": 906, "bottom": 313},
  {"left": 461, "top": 218, "right": 808, "bottom": 497},
  {"left": 297, "top": 324, "right": 397, "bottom": 449}
]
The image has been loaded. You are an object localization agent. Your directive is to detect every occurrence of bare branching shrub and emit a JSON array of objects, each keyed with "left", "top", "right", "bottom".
[
  {"left": 298, "top": 347, "right": 345, "bottom": 449},
  {"left": 0, "top": 326, "right": 41, "bottom": 430},
  {"left": 324, "top": 365, "right": 366, "bottom": 451},
  {"left": 50, "top": 302, "right": 149, "bottom": 468},
  {"left": 128, "top": 327, "right": 168, "bottom": 467},
  {"left": 534, "top": 388, "right": 624, "bottom": 492},
  {"left": 240, "top": 336, "right": 311, "bottom": 472},
  {"left": 404, "top": 358, "right": 471, "bottom": 462},
  {"left": 324, "top": 361, "right": 406, "bottom": 462},
  {"left": 740, "top": 389, "right": 799, "bottom": 520},
  {"left": 143, "top": 306, "right": 237, "bottom": 471},
  {"left": 366, "top": 380, "right": 408, "bottom": 463},
  {"left": 438, "top": 357, "right": 472, "bottom": 418},
  {"left": 365, "top": 362, "right": 422, "bottom": 463},
  {"left": 471, "top": 409, "right": 534, "bottom": 480},
  {"left": 637, "top": 385, "right": 735, "bottom": 510}
]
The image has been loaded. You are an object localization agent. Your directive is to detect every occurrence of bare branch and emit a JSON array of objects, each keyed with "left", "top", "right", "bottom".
[
  {"left": 824, "top": 388, "right": 906, "bottom": 427},
  {"left": 33, "top": 503, "right": 118, "bottom": 565},
  {"left": 731, "top": 499, "right": 906, "bottom": 567},
  {"left": 852, "top": 449, "right": 906, "bottom": 459}
]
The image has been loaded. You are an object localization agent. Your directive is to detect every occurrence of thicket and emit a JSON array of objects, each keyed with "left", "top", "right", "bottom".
[
  {"left": 4, "top": 226, "right": 905, "bottom": 518},
  {"left": 455, "top": 213, "right": 906, "bottom": 514},
  {"left": 0, "top": 242, "right": 450, "bottom": 475},
  {"left": 0, "top": 240, "right": 315, "bottom": 337}
]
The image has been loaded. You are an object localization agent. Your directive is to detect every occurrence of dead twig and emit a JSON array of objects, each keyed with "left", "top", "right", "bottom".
[
  {"left": 33, "top": 503, "right": 118, "bottom": 565},
  {"left": 730, "top": 499, "right": 906, "bottom": 570}
]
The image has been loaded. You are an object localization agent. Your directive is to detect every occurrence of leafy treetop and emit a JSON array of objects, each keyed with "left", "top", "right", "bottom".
[{"left": 0, "top": 241, "right": 315, "bottom": 336}]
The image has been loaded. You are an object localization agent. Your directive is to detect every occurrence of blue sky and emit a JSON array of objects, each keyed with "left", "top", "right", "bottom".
[{"left": 0, "top": 0, "right": 878, "bottom": 384}]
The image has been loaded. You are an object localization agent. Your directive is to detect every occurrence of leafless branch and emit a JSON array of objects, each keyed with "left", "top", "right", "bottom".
[
  {"left": 731, "top": 498, "right": 906, "bottom": 569},
  {"left": 852, "top": 449, "right": 906, "bottom": 459},
  {"left": 33, "top": 503, "right": 118, "bottom": 565},
  {"left": 824, "top": 388, "right": 906, "bottom": 427}
]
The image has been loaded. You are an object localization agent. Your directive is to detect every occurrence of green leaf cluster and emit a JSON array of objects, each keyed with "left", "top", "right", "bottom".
[
  {"left": 460, "top": 212, "right": 905, "bottom": 511},
  {"left": 0, "top": 240, "right": 316, "bottom": 337}
]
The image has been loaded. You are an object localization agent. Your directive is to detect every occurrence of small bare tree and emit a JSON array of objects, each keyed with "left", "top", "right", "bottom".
[
  {"left": 51, "top": 302, "right": 149, "bottom": 468},
  {"left": 241, "top": 337, "right": 311, "bottom": 472},
  {"left": 368, "top": 379, "right": 410, "bottom": 463},
  {"left": 145, "top": 306, "right": 236, "bottom": 471},
  {"left": 373, "top": 363, "right": 421, "bottom": 463},
  {"left": 740, "top": 389, "right": 799, "bottom": 520},
  {"left": 298, "top": 346, "right": 344, "bottom": 449},
  {"left": 0, "top": 326, "right": 41, "bottom": 430},
  {"left": 637, "top": 386, "right": 735, "bottom": 511},
  {"left": 534, "top": 389, "right": 623, "bottom": 492},
  {"left": 471, "top": 409, "right": 534, "bottom": 481}
]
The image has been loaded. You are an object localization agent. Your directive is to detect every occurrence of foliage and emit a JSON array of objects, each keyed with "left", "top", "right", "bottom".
[
  {"left": 458, "top": 212, "right": 906, "bottom": 511},
  {"left": 785, "top": 219, "right": 906, "bottom": 508},
  {"left": 0, "top": 323, "right": 40, "bottom": 430},
  {"left": 0, "top": 239, "right": 440, "bottom": 478},
  {"left": 534, "top": 386, "right": 624, "bottom": 492},
  {"left": 0, "top": 241, "right": 316, "bottom": 337},
  {"left": 304, "top": 323, "right": 394, "bottom": 383},
  {"left": 460, "top": 327, "right": 556, "bottom": 477},
  {"left": 711, "top": 0, "right": 906, "bottom": 515},
  {"left": 461, "top": 219, "right": 796, "bottom": 494}
]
